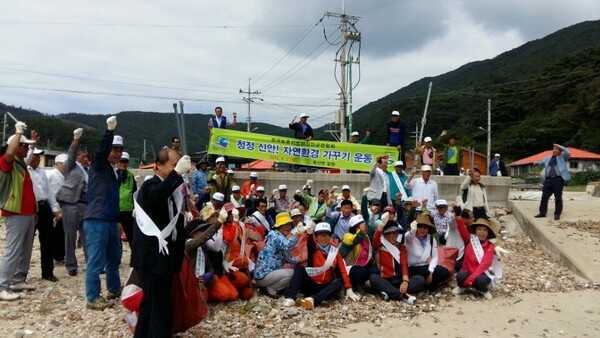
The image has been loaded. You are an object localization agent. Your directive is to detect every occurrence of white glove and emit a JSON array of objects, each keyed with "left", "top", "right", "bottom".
[
  {"left": 222, "top": 260, "right": 239, "bottom": 273},
  {"left": 232, "top": 208, "right": 240, "bottom": 222},
  {"left": 272, "top": 189, "right": 279, "bottom": 196},
  {"left": 346, "top": 288, "right": 360, "bottom": 302},
  {"left": 306, "top": 179, "right": 314, "bottom": 186},
  {"left": 174, "top": 155, "right": 192, "bottom": 175},
  {"left": 363, "top": 187, "right": 370, "bottom": 196},
  {"left": 134, "top": 175, "right": 141, "bottom": 181},
  {"left": 213, "top": 174, "right": 219, "bottom": 181},
  {"left": 250, "top": 184, "right": 255, "bottom": 190},
  {"left": 218, "top": 208, "right": 228, "bottom": 223},
  {"left": 410, "top": 220, "right": 418, "bottom": 231},
  {"left": 15, "top": 121, "right": 27, "bottom": 134},
  {"left": 332, "top": 186, "right": 339, "bottom": 191},
  {"left": 73, "top": 128, "right": 83, "bottom": 140},
  {"left": 185, "top": 212, "right": 193, "bottom": 223},
  {"left": 106, "top": 116, "right": 117, "bottom": 131},
  {"left": 295, "top": 189, "right": 301, "bottom": 195},
  {"left": 380, "top": 212, "right": 390, "bottom": 224},
  {"left": 293, "top": 224, "right": 305, "bottom": 236},
  {"left": 302, "top": 185, "right": 308, "bottom": 190},
  {"left": 495, "top": 246, "right": 510, "bottom": 257},
  {"left": 305, "top": 221, "right": 314, "bottom": 234}
]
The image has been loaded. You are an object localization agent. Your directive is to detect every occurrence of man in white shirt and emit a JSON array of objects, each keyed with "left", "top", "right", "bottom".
[
  {"left": 404, "top": 165, "right": 439, "bottom": 215},
  {"left": 27, "top": 148, "right": 61, "bottom": 282},
  {"left": 47, "top": 153, "right": 68, "bottom": 265}
]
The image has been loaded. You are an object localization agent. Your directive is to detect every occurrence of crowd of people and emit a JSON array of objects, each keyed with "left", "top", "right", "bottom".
[{"left": 0, "top": 107, "right": 571, "bottom": 336}]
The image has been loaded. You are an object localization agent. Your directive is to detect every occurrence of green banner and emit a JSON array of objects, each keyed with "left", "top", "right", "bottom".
[{"left": 208, "top": 129, "right": 399, "bottom": 171}]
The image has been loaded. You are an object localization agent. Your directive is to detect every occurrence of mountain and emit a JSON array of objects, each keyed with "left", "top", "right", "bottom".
[
  {"left": 346, "top": 20, "right": 600, "bottom": 161},
  {"left": 0, "top": 103, "right": 293, "bottom": 162}
]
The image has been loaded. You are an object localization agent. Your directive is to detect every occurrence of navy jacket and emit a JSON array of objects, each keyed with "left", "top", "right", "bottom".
[{"left": 84, "top": 131, "right": 120, "bottom": 222}]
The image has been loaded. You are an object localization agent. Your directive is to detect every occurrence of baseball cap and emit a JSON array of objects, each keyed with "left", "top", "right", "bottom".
[
  {"left": 55, "top": 154, "right": 68, "bottom": 163},
  {"left": 300, "top": 113, "right": 309, "bottom": 118},
  {"left": 215, "top": 156, "right": 225, "bottom": 164},
  {"left": 435, "top": 199, "right": 448, "bottom": 207},
  {"left": 351, "top": 131, "right": 359, "bottom": 137},
  {"left": 421, "top": 165, "right": 432, "bottom": 172},
  {"left": 394, "top": 160, "right": 404, "bottom": 167},
  {"left": 112, "top": 135, "right": 124, "bottom": 147},
  {"left": 232, "top": 185, "right": 241, "bottom": 192},
  {"left": 348, "top": 215, "right": 365, "bottom": 228},
  {"left": 32, "top": 148, "right": 44, "bottom": 155},
  {"left": 120, "top": 152, "right": 130, "bottom": 161},
  {"left": 341, "top": 185, "right": 350, "bottom": 191},
  {"left": 494, "top": 153, "right": 501, "bottom": 157},
  {"left": 290, "top": 208, "right": 302, "bottom": 217},
  {"left": 424, "top": 136, "right": 432, "bottom": 143},
  {"left": 256, "top": 186, "right": 265, "bottom": 192},
  {"left": 7, "top": 134, "right": 35, "bottom": 145},
  {"left": 391, "top": 110, "right": 400, "bottom": 116},
  {"left": 314, "top": 222, "right": 332, "bottom": 234},
  {"left": 249, "top": 172, "right": 258, "bottom": 178},
  {"left": 278, "top": 184, "right": 287, "bottom": 191},
  {"left": 212, "top": 192, "right": 225, "bottom": 203}
]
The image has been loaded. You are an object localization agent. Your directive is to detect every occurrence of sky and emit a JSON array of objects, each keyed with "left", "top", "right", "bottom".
[{"left": 1, "top": 0, "right": 598, "bottom": 129}]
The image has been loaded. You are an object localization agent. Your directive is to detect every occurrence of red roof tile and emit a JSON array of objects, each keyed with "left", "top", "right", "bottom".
[{"left": 510, "top": 147, "right": 600, "bottom": 166}]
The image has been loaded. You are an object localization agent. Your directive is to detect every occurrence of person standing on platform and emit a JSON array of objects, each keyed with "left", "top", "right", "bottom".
[
  {"left": 386, "top": 110, "right": 406, "bottom": 163},
  {"left": 289, "top": 113, "right": 313, "bottom": 141},
  {"left": 488, "top": 153, "right": 508, "bottom": 177},
  {"left": 534, "top": 144, "right": 571, "bottom": 221}
]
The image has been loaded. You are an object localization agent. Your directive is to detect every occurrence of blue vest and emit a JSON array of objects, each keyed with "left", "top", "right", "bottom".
[{"left": 211, "top": 116, "right": 227, "bottom": 129}]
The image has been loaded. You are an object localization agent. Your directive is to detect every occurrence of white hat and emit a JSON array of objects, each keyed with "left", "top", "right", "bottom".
[
  {"left": 55, "top": 154, "right": 68, "bottom": 163},
  {"left": 394, "top": 160, "right": 404, "bottom": 167},
  {"left": 215, "top": 156, "right": 225, "bottom": 163},
  {"left": 341, "top": 185, "right": 350, "bottom": 191},
  {"left": 300, "top": 113, "right": 309, "bottom": 118},
  {"left": 391, "top": 110, "right": 400, "bottom": 116},
  {"left": 435, "top": 199, "right": 448, "bottom": 207},
  {"left": 249, "top": 172, "right": 258, "bottom": 178},
  {"left": 232, "top": 185, "right": 241, "bottom": 192},
  {"left": 351, "top": 131, "right": 359, "bottom": 137},
  {"left": 348, "top": 215, "right": 365, "bottom": 228},
  {"left": 212, "top": 192, "right": 225, "bottom": 202},
  {"left": 421, "top": 165, "right": 432, "bottom": 172},
  {"left": 494, "top": 153, "right": 501, "bottom": 157},
  {"left": 278, "top": 184, "right": 288, "bottom": 191},
  {"left": 227, "top": 169, "right": 234, "bottom": 174},
  {"left": 32, "top": 148, "right": 44, "bottom": 155},
  {"left": 120, "top": 152, "right": 130, "bottom": 161},
  {"left": 314, "top": 222, "right": 332, "bottom": 234},
  {"left": 402, "top": 197, "right": 414, "bottom": 204},
  {"left": 290, "top": 208, "right": 302, "bottom": 217},
  {"left": 256, "top": 186, "right": 265, "bottom": 192},
  {"left": 424, "top": 136, "right": 432, "bottom": 143},
  {"left": 112, "top": 135, "right": 124, "bottom": 147},
  {"left": 7, "top": 134, "right": 35, "bottom": 145}
]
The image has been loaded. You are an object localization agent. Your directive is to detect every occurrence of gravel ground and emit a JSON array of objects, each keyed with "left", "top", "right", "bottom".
[{"left": 0, "top": 207, "right": 597, "bottom": 338}]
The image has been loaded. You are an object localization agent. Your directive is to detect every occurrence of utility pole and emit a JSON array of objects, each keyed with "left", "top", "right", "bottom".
[
  {"left": 486, "top": 99, "right": 491, "bottom": 171},
  {"left": 240, "top": 78, "right": 262, "bottom": 133},
  {"left": 326, "top": 2, "right": 360, "bottom": 143},
  {"left": 348, "top": 56, "right": 353, "bottom": 134}
]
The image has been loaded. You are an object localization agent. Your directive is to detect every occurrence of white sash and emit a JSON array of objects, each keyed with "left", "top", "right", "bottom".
[
  {"left": 230, "top": 194, "right": 241, "bottom": 207},
  {"left": 251, "top": 211, "right": 270, "bottom": 232},
  {"left": 133, "top": 187, "right": 183, "bottom": 255},
  {"left": 391, "top": 172, "right": 407, "bottom": 198},
  {"left": 470, "top": 235, "right": 502, "bottom": 287},
  {"left": 194, "top": 243, "right": 205, "bottom": 278},
  {"left": 306, "top": 245, "right": 339, "bottom": 277},
  {"left": 381, "top": 237, "right": 401, "bottom": 264}
]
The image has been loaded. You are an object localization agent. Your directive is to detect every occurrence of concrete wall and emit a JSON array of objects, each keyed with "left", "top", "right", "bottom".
[{"left": 131, "top": 169, "right": 511, "bottom": 207}]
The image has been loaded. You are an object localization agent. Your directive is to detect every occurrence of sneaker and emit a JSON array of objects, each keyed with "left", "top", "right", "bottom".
[
  {"left": 299, "top": 297, "right": 314, "bottom": 310},
  {"left": 86, "top": 296, "right": 115, "bottom": 310},
  {"left": 380, "top": 291, "right": 389, "bottom": 301},
  {"left": 480, "top": 291, "right": 493, "bottom": 300},
  {"left": 0, "top": 290, "right": 21, "bottom": 301},
  {"left": 402, "top": 293, "right": 416, "bottom": 305},
  {"left": 10, "top": 282, "right": 36, "bottom": 291},
  {"left": 452, "top": 287, "right": 466, "bottom": 295},
  {"left": 107, "top": 287, "right": 122, "bottom": 300},
  {"left": 282, "top": 298, "right": 295, "bottom": 307}
]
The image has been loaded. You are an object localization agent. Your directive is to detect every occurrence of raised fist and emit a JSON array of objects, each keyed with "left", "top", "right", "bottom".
[
  {"left": 73, "top": 128, "right": 83, "bottom": 140},
  {"left": 15, "top": 121, "right": 27, "bottom": 134},
  {"left": 174, "top": 155, "right": 192, "bottom": 175},
  {"left": 106, "top": 116, "right": 117, "bottom": 131}
]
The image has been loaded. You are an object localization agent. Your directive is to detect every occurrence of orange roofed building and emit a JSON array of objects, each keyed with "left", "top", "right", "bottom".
[{"left": 509, "top": 147, "right": 600, "bottom": 177}]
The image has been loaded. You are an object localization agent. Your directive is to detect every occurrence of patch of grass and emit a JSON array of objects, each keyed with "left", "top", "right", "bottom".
[{"left": 565, "top": 185, "right": 586, "bottom": 192}]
